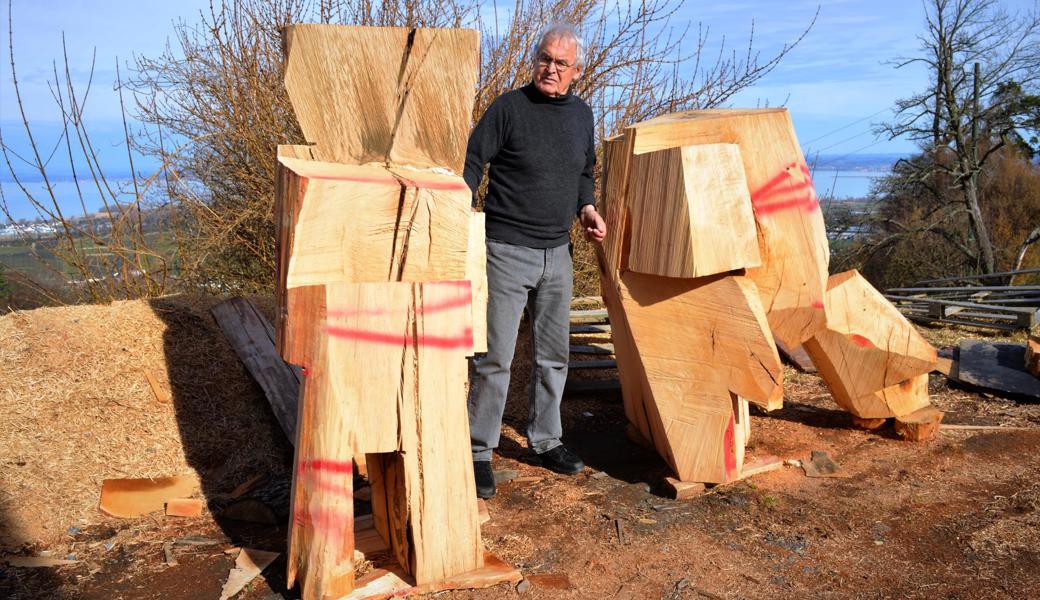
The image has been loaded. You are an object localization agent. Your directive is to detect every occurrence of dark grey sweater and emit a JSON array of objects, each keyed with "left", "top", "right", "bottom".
[{"left": 463, "top": 83, "right": 596, "bottom": 248}]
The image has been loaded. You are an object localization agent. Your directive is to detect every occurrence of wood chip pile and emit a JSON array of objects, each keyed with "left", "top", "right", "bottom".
[{"left": 0, "top": 296, "right": 292, "bottom": 549}]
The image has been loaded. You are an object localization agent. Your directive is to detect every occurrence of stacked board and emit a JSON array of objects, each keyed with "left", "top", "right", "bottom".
[
  {"left": 275, "top": 25, "right": 485, "bottom": 599},
  {"left": 599, "top": 109, "right": 943, "bottom": 484}
]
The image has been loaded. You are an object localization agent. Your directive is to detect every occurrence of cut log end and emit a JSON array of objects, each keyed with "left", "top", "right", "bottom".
[{"left": 894, "top": 405, "right": 945, "bottom": 442}]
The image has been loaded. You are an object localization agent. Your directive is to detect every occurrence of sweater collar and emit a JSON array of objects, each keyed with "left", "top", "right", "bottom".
[{"left": 522, "top": 82, "right": 574, "bottom": 105}]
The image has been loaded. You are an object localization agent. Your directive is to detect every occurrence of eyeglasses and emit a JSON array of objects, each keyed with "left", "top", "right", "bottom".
[{"left": 536, "top": 52, "right": 575, "bottom": 72}]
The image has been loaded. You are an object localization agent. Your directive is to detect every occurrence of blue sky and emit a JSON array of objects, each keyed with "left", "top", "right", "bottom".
[{"left": 0, "top": 1, "right": 1036, "bottom": 183}]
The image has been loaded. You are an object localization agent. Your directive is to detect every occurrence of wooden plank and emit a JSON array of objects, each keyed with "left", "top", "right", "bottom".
[
  {"left": 913, "top": 267, "right": 1040, "bottom": 286},
  {"left": 568, "top": 359, "right": 617, "bottom": 370},
  {"left": 955, "top": 340, "right": 1040, "bottom": 399},
  {"left": 888, "top": 285, "right": 1040, "bottom": 293},
  {"left": 904, "top": 314, "right": 1020, "bottom": 332},
  {"left": 563, "top": 378, "right": 621, "bottom": 394},
  {"left": 569, "top": 308, "right": 609, "bottom": 323},
  {"left": 625, "top": 143, "right": 760, "bottom": 278},
  {"left": 570, "top": 323, "right": 611, "bottom": 334},
  {"left": 570, "top": 343, "right": 615, "bottom": 355},
  {"left": 282, "top": 25, "right": 478, "bottom": 173},
  {"left": 211, "top": 297, "right": 301, "bottom": 442},
  {"left": 885, "top": 294, "right": 1037, "bottom": 316}
]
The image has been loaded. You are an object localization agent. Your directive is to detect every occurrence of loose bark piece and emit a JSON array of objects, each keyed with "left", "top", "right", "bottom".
[
  {"left": 345, "top": 552, "right": 521, "bottom": 599},
  {"left": 165, "top": 498, "right": 204, "bottom": 518},
  {"left": 220, "top": 548, "right": 281, "bottom": 600},
  {"left": 894, "top": 405, "right": 945, "bottom": 442},
  {"left": 801, "top": 451, "right": 849, "bottom": 478},
  {"left": 527, "top": 574, "right": 575, "bottom": 591},
  {"left": 1026, "top": 335, "right": 1040, "bottom": 377},
  {"left": 220, "top": 499, "right": 278, "bottom": 525},
  {"left": 230, "top": 474, "right": 267, "bottom": 499},
  {"left": 739, "top": 455, "right": 783, "bottom": 478},
  {"left": 211, "top": 297, "right": 300, "bottom": 442},
  {"left": 851, "top": 417, "right": 889, "bottom": 430},
  {"left": 476, "top": 499, "right": 490, "bottom": 525},
  {"left": 144, "top": 371, "right": 171, "bottom": 403},
  {"left": 2, "top": 556, "right": 79, "bottom": 567},
  {"left": 625, "top": 143, "right": 760, "bottom": 278},
  {"left": 282, "top": 25, "right": 478, "bottom": 173},
  {"left": 618, "top": 110, "right": 830, "bottom": 346},
  {"left": 664, "top": 477, "right": 706, "bottom": 500},
  {"left": 99, "top": 475, "right": 199, "bottom": 518}
]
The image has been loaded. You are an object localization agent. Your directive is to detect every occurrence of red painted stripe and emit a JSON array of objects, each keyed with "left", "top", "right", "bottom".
[
  {"left": 811, "top": 300, "right": 825, "bottom": 309},
  {"left": 326, "top": 325, "right": 474, "bottom": 350},
  {"left": 850, "top": 334, "right": 873, "bottom": 348},
  {"left": 305, "top": 171, "right": 469, "bottom": 192},
  {"left": 752, "top": 194, "right": 820, "bottom": 217},
  {"left": 327, "top": 291, "right": 472, "bottom": 319},
  {"left": 299, "top": 459, "right": 354, "bottom": 475},
  {"left": 723, "top": 415, "right": 737, "bottom": 479},
  {"left": 293, "top": 505, "right": 353, "bottom": 533}
]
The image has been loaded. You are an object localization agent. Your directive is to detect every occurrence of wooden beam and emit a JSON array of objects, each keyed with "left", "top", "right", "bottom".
[{"left": 211, "top": 297, "right": 301, "bottom": 443}]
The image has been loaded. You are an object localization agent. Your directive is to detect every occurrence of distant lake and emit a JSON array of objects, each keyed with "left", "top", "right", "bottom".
[
  {"left": 811, "top": 169, "right": 889, "bottom": 200},
  {"left": 2, "top": 168, "right": 889, "bottom": 223},
  {"left": 1, "top": 179, "right": 152, "bottom": 222}
]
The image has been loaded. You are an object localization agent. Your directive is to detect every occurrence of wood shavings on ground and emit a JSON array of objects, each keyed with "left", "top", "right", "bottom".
[{"left": 0, "top": 296, "right": 292, "bottom": 550}]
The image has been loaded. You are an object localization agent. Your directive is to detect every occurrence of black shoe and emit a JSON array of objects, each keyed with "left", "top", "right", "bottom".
[
  {"left": 538, "top": 445, "right": 584, "bottom": 475},
  {"left": 473, "top": 461, "right": 496, "bottom": 499}
]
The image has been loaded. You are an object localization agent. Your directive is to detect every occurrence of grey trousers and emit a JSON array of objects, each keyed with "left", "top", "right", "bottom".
[{"left": 469, "top": 239, "right": 572, "bottom": 461}]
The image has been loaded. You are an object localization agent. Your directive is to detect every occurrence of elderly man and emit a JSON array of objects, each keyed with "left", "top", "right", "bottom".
[{"left": 463, "top": 23, "right": 607, "bottom": 499}]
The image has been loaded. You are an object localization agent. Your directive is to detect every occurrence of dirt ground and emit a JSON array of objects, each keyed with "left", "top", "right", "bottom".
[{"left": 1, "top": 299, "right": 1039, "bottom": 600}]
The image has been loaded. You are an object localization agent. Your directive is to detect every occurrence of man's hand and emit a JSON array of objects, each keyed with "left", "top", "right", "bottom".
[{"left": 580, "top": 205, "right": 607, "bottom": 243}]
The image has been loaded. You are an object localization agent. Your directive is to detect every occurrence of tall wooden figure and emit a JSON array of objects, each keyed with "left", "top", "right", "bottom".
[{"left": 274, "top": 25, "right": 487, "bottom": 599}]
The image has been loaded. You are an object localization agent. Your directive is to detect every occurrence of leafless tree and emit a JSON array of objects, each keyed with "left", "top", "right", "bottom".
[{"left": 876, "top": 0, "right": 1040, "bottom": 275}]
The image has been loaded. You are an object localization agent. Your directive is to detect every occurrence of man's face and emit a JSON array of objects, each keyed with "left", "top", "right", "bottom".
[{"left": 532, "top": 36, "right": 581, "bottom": 98}]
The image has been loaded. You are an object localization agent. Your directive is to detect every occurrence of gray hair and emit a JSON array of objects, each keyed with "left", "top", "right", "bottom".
[{"left": 532, "top": 22, "right": 585, "bottom": 71}]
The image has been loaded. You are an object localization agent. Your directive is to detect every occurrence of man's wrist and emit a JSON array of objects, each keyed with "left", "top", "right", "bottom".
[{"left": 580, "top": 203, "right": 597, "bottom": 215}]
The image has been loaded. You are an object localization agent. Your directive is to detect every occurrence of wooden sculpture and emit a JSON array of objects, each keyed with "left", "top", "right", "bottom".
[
  {"left": 275, "top": 24, "right": 489, "bottom": 599},
  {"left": 600, "top": 109, "right": 943, "bottom": 485}
]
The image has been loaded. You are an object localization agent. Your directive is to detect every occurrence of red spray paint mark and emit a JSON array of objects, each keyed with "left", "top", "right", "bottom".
[
  {"left": 811, "top": 300, "right": 825, "bottom": 309},
  {"left": 297, "top": 459, "right": 354, "bottom": 499},
  {"left": 293, "top": 505, "right": 353, "bottom": 533},
  {"left": 299, "top": 459, "right": 354, "bottom": 475},
  {"left": 750, "top": 162, "right": 820, "bottom": 217},
  {"left": 850, "top": 334, "right": 873, "bottom": 348},
  {"left": 723, "top": 415, "right": 737, "bottom": 480},
  {"left": 305, "top": 171, "right": 469, "bottom": 192},
  {"left": 327, "top": 284, "right": 472, "bottom": 319},
  {"left": 326, "top": 325, "right": 474, "bottom": 350}
]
